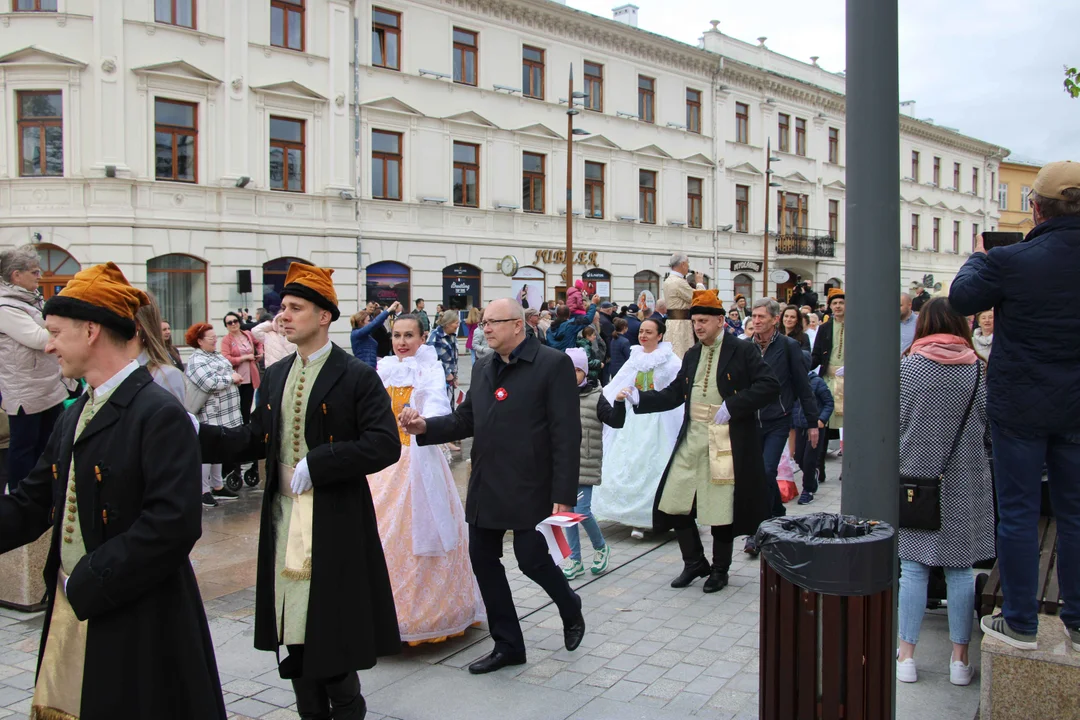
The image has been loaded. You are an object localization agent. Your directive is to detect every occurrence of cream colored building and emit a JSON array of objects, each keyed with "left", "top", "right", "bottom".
[{"left": 997, "top": 158, "right": 1042, "bottom": 236}]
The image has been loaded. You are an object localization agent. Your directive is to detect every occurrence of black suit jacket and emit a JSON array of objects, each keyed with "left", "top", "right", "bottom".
[
  {"left": 811, "top": 320, "right": 835, "bottom": 375},
  {"left": 419, "top": 335, "right": 580, "bottom": 529}
]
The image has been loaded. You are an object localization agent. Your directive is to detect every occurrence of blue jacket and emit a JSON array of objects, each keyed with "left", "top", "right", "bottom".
[
  {"left": 607, "top": 335, "right": 631, "bottom": 378},
  {"left": 350, "top": 309, "right": 389, "bottom": 368},
  {"left": 624, "top": 314, "right": 642, "bottom": 346},
  {"left": 547, "top": 304, "right": 597, "bottom": 351},
  {"left": 950, "top": 215, "right": 1080, "bottom": 434},
  {"left": 754, "top": 331, "right": 818, "bottom": 430},
  {"left": 792, "top": 372, "right": 834, "bottom": 429}
]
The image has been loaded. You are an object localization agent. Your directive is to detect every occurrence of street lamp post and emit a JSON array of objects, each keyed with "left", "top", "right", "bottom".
[
  {"left": 564, "top": 65, "right": 590, "bottom": 298},
  {"left": 762, "top": 141, "right": 781, "bottom": 298}
]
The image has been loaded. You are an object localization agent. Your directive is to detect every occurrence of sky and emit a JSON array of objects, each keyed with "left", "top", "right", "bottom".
[{"left": 565, "top": 0, "right": 1078, "bottom": 164}]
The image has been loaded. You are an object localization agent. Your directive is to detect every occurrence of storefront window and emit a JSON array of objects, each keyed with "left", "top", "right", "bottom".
[
  {"left": 262, "top": 256, "right": 309, "bottom": 312},
  {"left": 511, "top": 266, "right": 546, "bottom": 311},
  {"left": 365, "top": 260, "right": 410, "bottom": 308},
  {"left": 582, "top": 268, "right": 611, "bottom": 301},
  {"left": 148, "top": 254, "right": 207, "bottom": 332},
  {"left": 442, "top": 263, "right": 481, "bottom": 311},
  {"left": 633, "top": 270, "right": 659, "bottom": 304},
  {"left": 733, "top": 273, "right": 754, "bottom": 304}
]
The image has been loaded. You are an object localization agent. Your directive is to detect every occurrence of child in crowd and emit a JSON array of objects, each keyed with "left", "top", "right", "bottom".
[
  {"left": 566, "top": 279, "right": 587, "bottom": 316},
  {"left": 791, "top": 369, "right": 834, "bottom": 505}
]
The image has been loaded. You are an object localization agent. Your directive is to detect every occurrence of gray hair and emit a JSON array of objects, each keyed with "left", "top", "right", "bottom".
[
  {"left": 668, "top": 252, "right": 689, "bottom": 269},
  {"left": 1030, "top": 188, "right": 1080, "bottom": 220},
  {"left": 655, "top": 298, "right": 668, "bottom": 313},
  {"left": 752, "top": 297, "right": 780, "bottom": 317},
  {"left": 436, "top": 310, "right": 459, "bottom": 328},
  {"left": 900, "top": 292, "right": 912, "bottom": 302},
  {"left": 524, "top": 307, "right": 539, "bottom": 319},
  {"left": 0, "top": 248, "right": 41, "bottom": 284}
]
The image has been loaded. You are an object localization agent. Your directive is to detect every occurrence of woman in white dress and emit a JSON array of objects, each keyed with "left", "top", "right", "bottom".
[
  {"left": 367, "top": 314, "right": 485, "bottom": 644},
  {"left": 593, "top": 318, "right": 683, "bottom": 537}
]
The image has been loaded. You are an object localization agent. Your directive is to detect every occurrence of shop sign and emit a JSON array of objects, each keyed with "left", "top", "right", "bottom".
[
  {"left": 533, "top": 249, "right": 600, "bottom": 268},
  {"left": 730, "top": 260, "right": 763, "bottom": 273}
]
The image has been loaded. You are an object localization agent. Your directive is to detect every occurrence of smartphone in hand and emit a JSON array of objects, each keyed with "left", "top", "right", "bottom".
[{"left": 982, "top": 231, "right": 1023, "bottom": 251}]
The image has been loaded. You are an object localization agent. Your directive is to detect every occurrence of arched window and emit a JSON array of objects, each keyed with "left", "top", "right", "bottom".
[
  {"left": 148, "top": 254, "right": 207, "bottom": 333},
  {"left": 365, "top": 261, "right": 410, "bottom": 308},
  {"left": 442, "top": 263, "right": 481, "bottom": 311},
  {"left": 511, "top": 266, "right": 545, "bottom": 312},
  {"left": 262, "top": 256, "right": 309, "bottom": 311},
  {"left": 633, "top": 270, "right": 659, "bottom": 304},
  {"left": 34, "top": 244, "right": 80, "bottom": 300},
  {"left": 733, "top": 273, "right": 754, "bottom": 303}
]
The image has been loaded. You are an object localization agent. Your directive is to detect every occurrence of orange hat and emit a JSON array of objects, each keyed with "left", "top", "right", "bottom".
[
  {"left": 43, "top": 262, "right": 148, "bottom": 340},
  {"left": 734, "top": 293, "right": 746, "bottom": 302},
  {"left": 282, "top": 262, "right": 340, "bottom": 321},
  {"left": 690, "top": 288, "right": 725, "bottom": 316},
  {"left": 827, "top": 287, "right": 845, "bottom": 303}
]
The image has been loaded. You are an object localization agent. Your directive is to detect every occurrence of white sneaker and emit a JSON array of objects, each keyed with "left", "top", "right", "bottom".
[
  {"left": 949, "top": 660, "right": 973, "bottom": 686},
  {"left": 630, "top": 529, "right": 644, "bottom": 540},
  {"left": 896, "top": 657, "right": 917, "bottom": 683}
]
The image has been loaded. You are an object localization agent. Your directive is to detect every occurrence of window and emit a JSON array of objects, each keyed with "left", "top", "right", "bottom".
[
  {"left": 1021, "top": 185, "right": 1031, "bottom": 212},
  {"left": 933, "top": 157, "right": 941, "bottom": 186},
  {"left": 686, "top": 89, "right": 701, "bottom": 133},
  {"left": 733, "top": 273, "right": 753, "bottom": 303},
  {"left": 155, "top": 0, "right": 194, "bottom": 27},
  {"left": 972, "top": 167, "right": 979, "bottom": 195},
  {"left": 148, "top": 254, "right": 207, "bottom": 331},
  {"left": 633, "top": 270, "right": 659, "bottom": 301},
  {"left": 777, "top": 192, "right": 809, "bottom": 233},
  {"left": 371, "top": 7, "right": 401, "bottom": 70},
  {"left": 638, "top": 76, "right": 655, "bottom": 123},
  {"left": 453, "top": 141, "right": 479, "bottom": 207},
  {"left": 932, "top": 217, "right": 940, "bottom": 252},
  {"left": 795, "top": 118, "right": 806, "bottom": 156},
  {"left": 910, "top": 214, "right": 920, "bottom": 250},
  {"left": 583, "top": 62, "right": 603, "bottom": 112},
  {"left": 828, "top": 127, "right": 839, "bottom": 164},
  {"left": 366, "top": 260, "right": 411, "bottom": 308},
  {"left": 991, "top": 171, "right": 996, "bottom": 199},
  {"left": 371, "top": 130, "right": 402, "bottom": 200},
  {"left": 735, "top": 185, "right": 749, "bottom": 233},
  {"left": 828, "top": 199, "right": 839, "bottom": 238},
  {"left": 522, "top": 46, "right": 544, "bottom": 100},
  {"left": 452, "top": 28, "right": 478, "bottom": 86},
  {"left": 998, "top": 183, "right": 1008, "bottom": 210},
  {"left": 910, "top": 151, "right": 920, "bottom": 182},
  {"left": 777, "top": 114, "right": 790, "bottom": 153},
  {"left": 687, "top": 177, "right": 702, "bottom": 228},
  {"left": 972, "top": 223, "right": 979, "bottom": 252},
  {"left": 953, "top": 162, "right": 961, "bottom": 189},
  {"left": 269, "top": 116, "right": 304, "bottom": 192},
  {"left": 735, "top": 103, "right": 749, "bottom": 144},
  {"left": 585, "top": 161, "right": 604, "bottom": 219},
  {"left": 639, "top": 170, "right": 656, "bottom": 224},
  {"left": 14, "top": 0, "right": 57, "bottom": 9},
  {"left": 154, "top": 99, "right": 197, "bottom": 183},
  {"left": 271, "top": 0, "right": 304, "bottom": 51},
  {"left": 953, "top": 221, "right": 961, "bottom": 253},
  {"left": 522, "top": 152, "right": 545, "bottom": 213},
  {"left": 17, "top": 91, "right": 62, "bottom": 177}
]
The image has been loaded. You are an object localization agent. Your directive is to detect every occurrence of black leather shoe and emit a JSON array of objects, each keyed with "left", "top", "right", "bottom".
[
  {"left": 703, "top": 569, "right": 729, "bottom": 594},
  {"left": 670, "top": 558, "right": 710, "bottom": 588},
  {"left": 743, "top": 537, "right": 760, "bottom": 558},
  {"left": 563, "top": 593, "right": 585, "bottom": 651},
  {"left": 468, "top": 650, "right": 527, "bottom": 675}
]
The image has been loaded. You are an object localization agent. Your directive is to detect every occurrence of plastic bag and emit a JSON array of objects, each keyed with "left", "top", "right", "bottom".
[
  {"left": 754, "top": 512, "right": 895, "bottom": 596},
  {"left": 776, "top": 444, "right": 797, "bottom": 503}
]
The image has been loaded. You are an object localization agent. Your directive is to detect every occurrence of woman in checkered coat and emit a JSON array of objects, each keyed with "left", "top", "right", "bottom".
[
  {"left": 185, "top": 322, "right": 243, "bottom": 506},
  {"left": 896, "top": 297, "right": 994, "bottom": 688}
]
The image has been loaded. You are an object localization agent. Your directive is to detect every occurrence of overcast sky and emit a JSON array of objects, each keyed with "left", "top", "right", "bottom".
[{"left": 566, "top": 0, "right": 1077, "bottom": 164}]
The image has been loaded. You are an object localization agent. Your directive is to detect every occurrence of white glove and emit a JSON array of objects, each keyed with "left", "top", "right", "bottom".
[
  {"left": 713, "top": 402, "right": 731, "bottom": 425},
  {"left": 834, "top": 366, "right": 845, "bottom": 378},
  {"left": 290, "top": 457, "right": 313, "bottom": 495},
  {"left": 626, "top": 387, "right": 641, "bottom": 406},
  {"left": 188, "top": 413, "right": 199, "bottom": 433}
]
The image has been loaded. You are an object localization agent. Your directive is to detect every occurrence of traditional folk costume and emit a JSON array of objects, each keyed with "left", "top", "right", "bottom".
[
  {"left": 593, "top": 342, "right": 683, "bottom": 529},
  {"left": 0, "top": 262, "right": 225, "bottom": 720},
  {"left": 810, "top": 288, "right": 846, "bottom": 443},
  {"left": 369, "top": 345, "right": 485, "bottom": 644},
  {"left": 199, "top": 263, "right": 401, "bottom": 720},
  {"left": 631, "top": 289, "right": 780, "bottom": 592},
  {"left": 661, "top": 271, "right": 704, "bottom": 358}
]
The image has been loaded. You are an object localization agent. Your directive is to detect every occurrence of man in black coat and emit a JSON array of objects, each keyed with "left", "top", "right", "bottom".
[
  {"left": 0, "top": 262, "right": 225, "bottom": 719},
  {"left": 200, "top": 263, "right": 401, "bottom": 719},
  {"left": 614, "top": 289, "right": 780, "bottom": 594},
  {"left": 400, "top": 298, "right": 586, "bottom": 674}
]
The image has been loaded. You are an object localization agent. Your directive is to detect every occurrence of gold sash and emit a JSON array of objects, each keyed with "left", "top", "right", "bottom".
[
  {"left": 690, "top": 402, "right": 735, "bottom": 486},
  {"left": 31, "top": 571, "right": 85, "bottom": 720},
  {"left": 278, "top": 464, "right": 314, "bottom": 581},
  {"left": 826, "top": 373, "right": 845, "bottom": 415}
]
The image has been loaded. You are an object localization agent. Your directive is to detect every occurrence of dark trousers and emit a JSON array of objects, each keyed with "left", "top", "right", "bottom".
[
  {"left": 283, "top": 646, "right": 365, "bottom": 720},
  {"left": 794, "top": 426, "right": 821, "bottom": 494},
  {"left": 759, "top": 422, "right": 790, "bottom": 518},
  {"left": 238, "top": 383, "right": 255, "bottom": 424},
  {"left": 991, "top": 422, "right": 1080, "bottom": 634},
  {"left": 676, "top": 524, "right": 735, "bottom": 572},
  {"left": 7, "top": 403, "right": 63, "bottom": 494},
  {"left": 469, "top": 525, "right": 580, "bottom": 656},
  {"left": 817, "top": 422, "right": 837, "bottom": 482}
]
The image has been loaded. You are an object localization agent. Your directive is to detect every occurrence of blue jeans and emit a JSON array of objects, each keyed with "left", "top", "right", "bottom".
[
  {"left": 760, "top": 422, "right": 790, "bottom": 518},
  {"left": 567, "top": 485, "right": 606, "bottom": 562},
  {"left": 898, "top": 560, "right": 974, "bottom": 645},
  {"left": 991, "top": 422, "right": 1080, "bottom": 633}
]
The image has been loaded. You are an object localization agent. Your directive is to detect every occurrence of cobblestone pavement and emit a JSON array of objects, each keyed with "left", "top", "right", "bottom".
[{"left": 0, "top": 451, "right": 982, "bottom": 719}]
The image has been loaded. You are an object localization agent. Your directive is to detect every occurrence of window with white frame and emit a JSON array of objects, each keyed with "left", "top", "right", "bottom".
[
  {"left": 1021, "top": 186, "right": 1031, "bottom": 212},
  {"left": 998, "top": 182, "right": 1008, "bottom": 210}
]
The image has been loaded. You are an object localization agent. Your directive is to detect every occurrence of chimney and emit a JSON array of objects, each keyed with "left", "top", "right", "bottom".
[
  {"left": 899, "top": 100, "right": 916, "bottom": 117},
  {"left": 612, "top": 4, "right": 638, "bottom": 27}
]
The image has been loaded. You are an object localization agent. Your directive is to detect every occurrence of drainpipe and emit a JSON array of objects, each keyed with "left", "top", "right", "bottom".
[
  {"left": 711, "top": 56, "right": 723, "bottom": 290},
  {"left": 353, "top": 13, "right": 362, "bottom": 284}
]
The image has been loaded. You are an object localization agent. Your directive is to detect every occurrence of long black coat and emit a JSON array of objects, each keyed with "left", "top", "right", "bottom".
[
  {"left": 0, "top": 368, "right": 225, "bottom": 720},
  {"left": 200, "top": 344, "right": 402, "bottom": 679},
  {"left": 419, "top": 335, "right": 580, "bottom": 530},
  {"left": 811, "top": 319, "right": 837, "bottom": 375},
  {"left": 636, "top": 337, "right": 780, "bottom": 536}
]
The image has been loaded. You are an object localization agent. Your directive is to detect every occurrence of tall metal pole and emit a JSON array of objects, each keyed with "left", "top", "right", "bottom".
[
  {"left": 845, "top": 0, "right": 900, "bottom": 716},
  {"left": 762, "top": 139, "right": 772, "bottom": 299},
  {"left": 565, "top": 64, "right": 574, "bottom": 297}
]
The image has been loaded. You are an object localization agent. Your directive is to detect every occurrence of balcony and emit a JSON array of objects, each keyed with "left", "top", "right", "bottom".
[{"left": 775, "top": 230, "right": 836, "bottom": 258}]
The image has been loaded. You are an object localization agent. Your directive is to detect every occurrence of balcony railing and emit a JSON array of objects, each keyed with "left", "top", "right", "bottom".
[{"left": 775, "top": 230, "right": 836, "bottom": 258}]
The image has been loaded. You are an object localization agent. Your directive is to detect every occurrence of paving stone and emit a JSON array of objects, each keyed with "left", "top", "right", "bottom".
[
  {"left": 589, "top": 641, "right": 630, "bottom": 659},
  {"left": 642, "top": 649, "right": 683, "bottom": 668},
  {"left": 664, "top": 634, "right": 703, "bottom": 653},
  {"left": 583, "top": 668, "right": 625, "bottom": 689},
  {"left": 601, "top": 679, "right": 648, "bottom": 701},
  {"left": 0, "top": 689, "right": 29, "bottom": 708},
  {"left": 684, "top": 672, "right": 728, "bottom": 696},
  {"left": 225, "top": 698, "right": 278, "bottom": 718},
  {"left": 698, "top": 633, "right": 739, "bottom": 653},
  {"left": 662, "top": 690, "right": 711, "bottom": 714},
  {"left": 567, "top": 655, "right": 609, "bottom": 675},
  {"left": 700, "top": 659, "right": 745, "bottom": 679},
  {"left": 251, "top": 687, "right": 297, "bottom": 708},
  {"left": 641, "top": 678, "right": 686, "bottom": 700},
  {"left": 663, "top": 662, "right": 704, "bottom": 683},
  {"left": 520, "top": 658, "right": 566, "bottom": 680},
  {"left": 603, "top": 653, "right": 644, "bottom": 672},
  {"left": 723, "top": 672, "right": 759, "bottom": 694},
  {"left": 706, "top": 688, "right": 754, "bottom": 712},
  {"left": 625, "top": 640, "right": 665, "bottom": 657},
  {"left": 222, "top": 679, "right": 272, "bottom": 698},
  {"left": 683, "top": 648, "right": 723, "bottom": 667},
  {"left": 623, "top": 663, "right": 667, "bottom": 685},
  {"left": 544, "top": 670, "right": 587, "bottom": 690}
]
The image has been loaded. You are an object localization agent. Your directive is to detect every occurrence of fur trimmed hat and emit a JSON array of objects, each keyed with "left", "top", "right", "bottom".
[
  {"left": 690, "top": 288, "right": 725, "bottom": 316},
  {"left": 43, "top": 262, "right": 148, "bottom": 340},
  {"left": 827, "top": 287, "right": 845, "bottom": 303},
  {"left": 281, "top": 262, "right": 340, "bottom": 321}
]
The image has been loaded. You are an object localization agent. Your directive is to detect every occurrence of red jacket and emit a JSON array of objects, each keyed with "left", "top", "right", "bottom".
[{"left": 220, "top": 330, "right": 263, "bottom": 390}]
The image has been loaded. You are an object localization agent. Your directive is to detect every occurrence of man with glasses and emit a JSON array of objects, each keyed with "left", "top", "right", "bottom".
[{"left": 400, "top": 298, "right": 586, "bottom": 674}]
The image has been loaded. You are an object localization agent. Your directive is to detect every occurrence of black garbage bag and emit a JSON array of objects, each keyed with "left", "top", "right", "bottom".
[{"left": 754, "top": 512, "right": 895, "bottom": 596}]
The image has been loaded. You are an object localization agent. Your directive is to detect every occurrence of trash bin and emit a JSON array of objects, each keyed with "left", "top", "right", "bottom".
[{"left": 755, "top": 513, "right": 896, "bottom": 720}]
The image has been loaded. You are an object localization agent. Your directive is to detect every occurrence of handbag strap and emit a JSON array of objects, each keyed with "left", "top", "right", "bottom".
[{"left": 936, "top": 362, "right": 981, "bottom": 479}]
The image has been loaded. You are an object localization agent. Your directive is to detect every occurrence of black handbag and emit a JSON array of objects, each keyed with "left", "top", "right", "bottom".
[{"left": 899, "top": 362, "right": 981, "bottom": 531}]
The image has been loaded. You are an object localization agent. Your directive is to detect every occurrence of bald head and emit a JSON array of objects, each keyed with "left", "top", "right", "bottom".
[
  {"left": 483, "top": 298, "right": 526, "bottom": 357},
  {"left": 900, "top": 292, "right": 912, "bottom": 320}
]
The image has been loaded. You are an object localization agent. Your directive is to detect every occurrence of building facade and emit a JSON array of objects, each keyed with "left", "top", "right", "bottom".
[
  {"left": 997, "top": 159, "right": 1041, "bottom": 235},
  {"left": 0, "top": 0, "right": 1008, "bottom": 329}
]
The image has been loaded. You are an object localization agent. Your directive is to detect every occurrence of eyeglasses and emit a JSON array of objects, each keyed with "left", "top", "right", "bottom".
[
  {"left": 479, "top": 318, "right": 518, "bottom": 329},
  {"left": 226, "top": 320, "right": 239, "bottom": 326}
]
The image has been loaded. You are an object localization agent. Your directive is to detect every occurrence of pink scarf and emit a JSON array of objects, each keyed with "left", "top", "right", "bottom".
[{"left": 909, "top": 333, "right": 977, "bottom": 365}]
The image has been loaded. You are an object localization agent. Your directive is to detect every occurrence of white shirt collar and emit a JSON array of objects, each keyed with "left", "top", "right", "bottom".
[
  {"left": 89, "top": 360, "right": 140, "bottom": 400},
  {"left": 670, "top": 269, "right": 685, "bottom": 279},
  {"left": 301, "top": 340, "right": 333, "bottom": 366}
]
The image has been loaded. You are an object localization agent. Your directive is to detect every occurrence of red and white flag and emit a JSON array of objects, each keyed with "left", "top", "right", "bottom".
[{"left": 536, "top": 512, "right": 586, "bottom": 565}]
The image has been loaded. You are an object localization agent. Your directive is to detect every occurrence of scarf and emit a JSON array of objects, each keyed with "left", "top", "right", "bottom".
[
  {"left": 909, "top": 333, "right": 977, "bottom": 365},
  {"left": 972, "top": 328, "right": 992, "bottom": 362}
]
